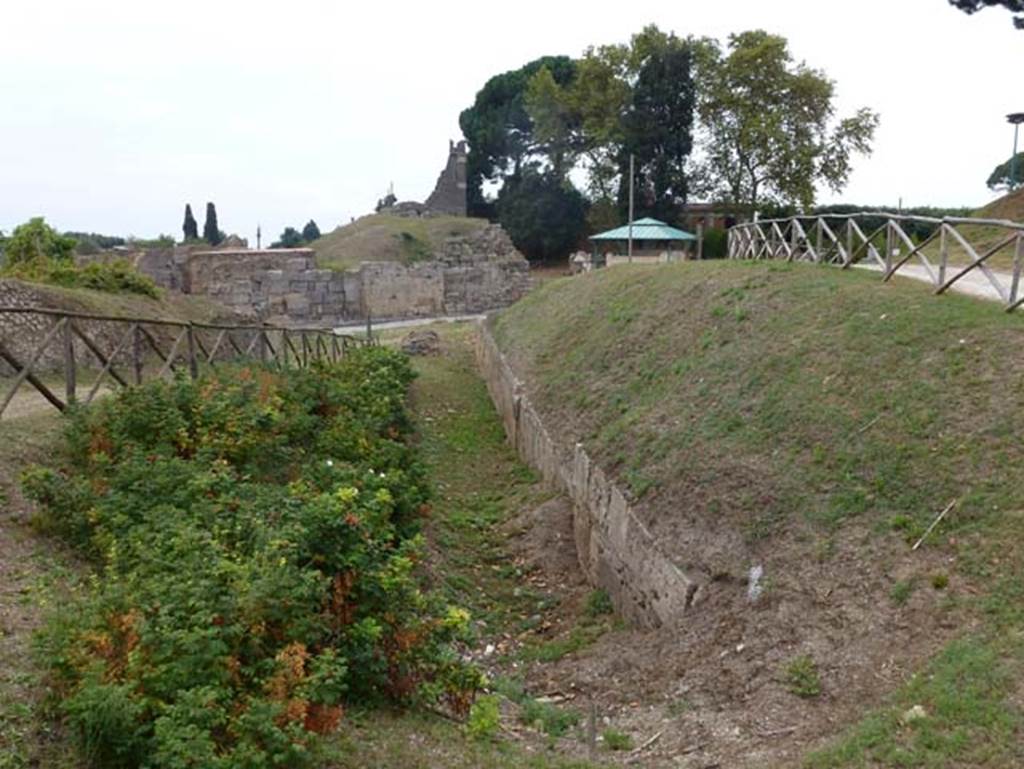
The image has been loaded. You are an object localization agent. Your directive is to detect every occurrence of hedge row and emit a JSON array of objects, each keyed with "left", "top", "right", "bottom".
[{"left": 24, "top": 348, "right": 480, "bottom": 768}]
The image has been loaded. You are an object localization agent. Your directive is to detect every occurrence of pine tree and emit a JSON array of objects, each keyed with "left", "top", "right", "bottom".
[
  {"left": 301, "top": 219, "right": 321, "bottom": 242},
  {"left": 182, "top": 204, "right": 198, "bottom": 242},
  {"left": 202, "top": 202, "right": 222, "bottom": 246}
]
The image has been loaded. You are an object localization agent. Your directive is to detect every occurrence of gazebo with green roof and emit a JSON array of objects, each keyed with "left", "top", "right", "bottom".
[{"left": 589, "top": 217, "right": 698, "bottom": 266}]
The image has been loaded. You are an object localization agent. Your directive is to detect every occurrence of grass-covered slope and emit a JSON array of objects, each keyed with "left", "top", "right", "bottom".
[
  {"left": 1, "top": 276, "right": 235, "bottom": 323},
  {"left": 977, "top": 185, "right": 1024, "bottom": 222},
  {"left": 494, "top": 261, "right": 1024, "bottom": 540},
  {"left": 311, "top": 214, "right": 489, "bottom": 271},
  {"left": 492, "top": 261, "right": 1024, "bottom": 767}
]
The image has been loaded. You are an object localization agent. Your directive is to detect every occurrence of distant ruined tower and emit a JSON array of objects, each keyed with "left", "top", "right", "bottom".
[{"left": 425, "top": 140, "right": 468, "bottom": 217}]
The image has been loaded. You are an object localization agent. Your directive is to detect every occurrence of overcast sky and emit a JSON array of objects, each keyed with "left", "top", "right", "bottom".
[{"left": 2, "top": 0, "right": 1021, "bottom": 243}]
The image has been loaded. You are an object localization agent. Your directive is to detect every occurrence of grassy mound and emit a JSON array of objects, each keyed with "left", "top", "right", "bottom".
[
  {"left": 311, "top": 215, "right": 489, "bottom": 272},
  {"left": 492, "top": 261, "right": 1024, "bottom": 766},
  {"left": 976, "top": 186, "right": 1024, "bottom": 222}
]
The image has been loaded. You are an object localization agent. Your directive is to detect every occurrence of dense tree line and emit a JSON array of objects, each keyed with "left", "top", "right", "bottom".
[
  {"left": 272, "top": 219, "right": 321, "bottom": 248},
  {"left": 459, "top": 25, "right": 878, "bottom": 260},
  {"left": 950, "top": 0, "right": 1024, "bottom": 27}
]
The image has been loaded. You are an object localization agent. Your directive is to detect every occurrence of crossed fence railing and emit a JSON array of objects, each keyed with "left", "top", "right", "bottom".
[
  {"left": 727, "top": 213, "right": 1024, "bottom": 312},
  {"left": 0, "top": 307, "right": 372, "bottom": 420}
]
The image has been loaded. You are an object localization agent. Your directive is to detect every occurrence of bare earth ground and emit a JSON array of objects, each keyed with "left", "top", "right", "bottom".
[{"left": 0, "top": 411, "right": 83, "bottom": 769}]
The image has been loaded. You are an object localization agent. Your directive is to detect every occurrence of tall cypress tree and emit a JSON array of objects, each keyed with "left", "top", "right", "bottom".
[
  {"left": 202, "top": 202, "right": 222, "bottom": 246},
  {"left": 182, "top": 204, "right": 198, "bottom": 242}
]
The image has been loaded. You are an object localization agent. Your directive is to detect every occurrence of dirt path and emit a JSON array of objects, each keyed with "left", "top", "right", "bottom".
[{"left": 0, "top": 412, "right": 83, "bottom": 768}]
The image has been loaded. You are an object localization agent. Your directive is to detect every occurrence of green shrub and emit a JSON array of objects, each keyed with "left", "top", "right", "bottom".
[
  {"left": 584, "top": 589, "right": 613, "bottom": 617},
  {"left": 602, "top": 728, "right": 632, "bottom": 751},
  {"left": 466, "top": 694, "right": 501, "bottom": 741},
  {"left": 701, "top": 227, "right": 728, "bottom": 259},
  {"left": 25, "top": 349, "right": 481, "bottom": 767},
  {"left": 518, "top": 698, "right": 579, "bottom": 737},
  {"left": 3, "top": 257, "right": 159, "bottom": 297},
  {"left": 890, "top": 579, "right": 916, "bottom": 605},
  {"left": 784, "top": 654, "right": 822, "bottom": 698}
]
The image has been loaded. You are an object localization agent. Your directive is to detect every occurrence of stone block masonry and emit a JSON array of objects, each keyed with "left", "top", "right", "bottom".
[
  {"left": 180, "top": 224, "right": 531, "bottom": 325},
  {"left": 71, "top": 224, "right": 531, "bottom": 326},
  {"left": 475, "top": 321, "right": 697, "bottom": 628}
]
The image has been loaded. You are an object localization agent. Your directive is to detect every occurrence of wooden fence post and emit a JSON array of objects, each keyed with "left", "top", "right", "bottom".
[
  {"left": 132, "top": 323, "right": 143, "bottom": 385},
  {"left": 885, "top": 220, "right": 894, "bottom": 275},
  {"left": 258, "top": 328, "right": 267, "bottom": 364},
  {"left": 939, "top": 224, "right": 949, "bottom": 287},
  {"left": 1011, "top": 231, "right": 1023, "bottom": 309},
  {"left": 63, "top": 317, "right": 76, "bottom": 404},
  {"left": 186, "top": 325, "right": 199, "bottom": 380},
  {"left": 842, "top": 220, "right": 849, "bottom": 266}
]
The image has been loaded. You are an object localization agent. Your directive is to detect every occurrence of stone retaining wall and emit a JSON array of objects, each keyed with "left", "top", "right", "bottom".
[{"left": 475, "top": 322, "right": 696, "bottom": 628}]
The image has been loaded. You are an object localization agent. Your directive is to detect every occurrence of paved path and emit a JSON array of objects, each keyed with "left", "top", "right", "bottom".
[
  {"left": 855, "top": 262, "right": 1013, "bottom": 304},
  {"left": 334, "top": 313, "right": 486, "bottom": 335}
]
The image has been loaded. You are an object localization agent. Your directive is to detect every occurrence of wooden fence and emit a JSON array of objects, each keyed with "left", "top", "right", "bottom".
[
  {"left": 0, "top": 307, "right": 371, "bottom": 420},
  {"left": 727, "top": 213, "right": 1024, "bottom": 312}
]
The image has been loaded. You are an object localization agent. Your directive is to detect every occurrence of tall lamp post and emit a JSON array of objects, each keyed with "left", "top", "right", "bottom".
[{"left": 1007, "top": 113, "right": 1024, "bottom": 191}]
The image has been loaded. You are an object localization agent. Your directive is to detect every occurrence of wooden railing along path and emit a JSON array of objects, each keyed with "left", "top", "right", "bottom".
[
  {"left": 728, "top": 213, "right": 1024, "bottom": 312},
  {"left": 0, "top": 307, "right": 372, "bottom": 419}
]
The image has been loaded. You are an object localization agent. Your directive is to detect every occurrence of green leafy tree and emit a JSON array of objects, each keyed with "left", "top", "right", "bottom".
[
  {"left": 986, "top": 152, "right": 1024, "bottom": 190},
  {"left": 459, "top": 56, "right": 577, "bottom": 217},
  {"left": 696, "top": 30, "right": 878, "bottom": 213},
  {"left": 272, "top": 227, "right": 304, "bottom": 248},
  {"left": 949, "top": 0, "right": 1024, "bottom": 28},
  {"left": 182, "top": 204, "right": 198, "bottom": 241},
  {"left": 2, "top": 217, "right": 77, "bottom": 265},
  {"left": 497, "top": 169, "right": 588, "bottom": 261},
  {"left": 616, "top": 38, "right": 695, "bottom": 223},
  {"left": 525, "top": 25, "right": 695, "bottom": 224},
  {"left": 202, "top": 202, "right": 222, "bottom": 246},
  {"left": 301, "top": 219, "right": 321, "bottom": 242}
]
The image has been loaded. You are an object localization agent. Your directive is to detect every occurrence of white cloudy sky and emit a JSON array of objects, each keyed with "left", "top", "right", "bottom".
[{"left": 1, "top": 0, "right": 1021, "bottom": 243}]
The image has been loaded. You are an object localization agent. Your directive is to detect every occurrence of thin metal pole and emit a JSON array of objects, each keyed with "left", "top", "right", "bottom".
[{"left": 627, "top": 153, "right": 634, "bottom": 263}]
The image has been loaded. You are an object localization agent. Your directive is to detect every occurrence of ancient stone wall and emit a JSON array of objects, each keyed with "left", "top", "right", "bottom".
[
  {"left": 184, "top": 249, "right": 350, "bottom": 323},
  {"left": 475, "top": 321, "right": 695, "bottom": 628},
  {"left": 68, "top": 224, "right": 531, "bottom": 326},
  {"left": 175, "top": 226, "right": 530, "bottom": 325}
]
